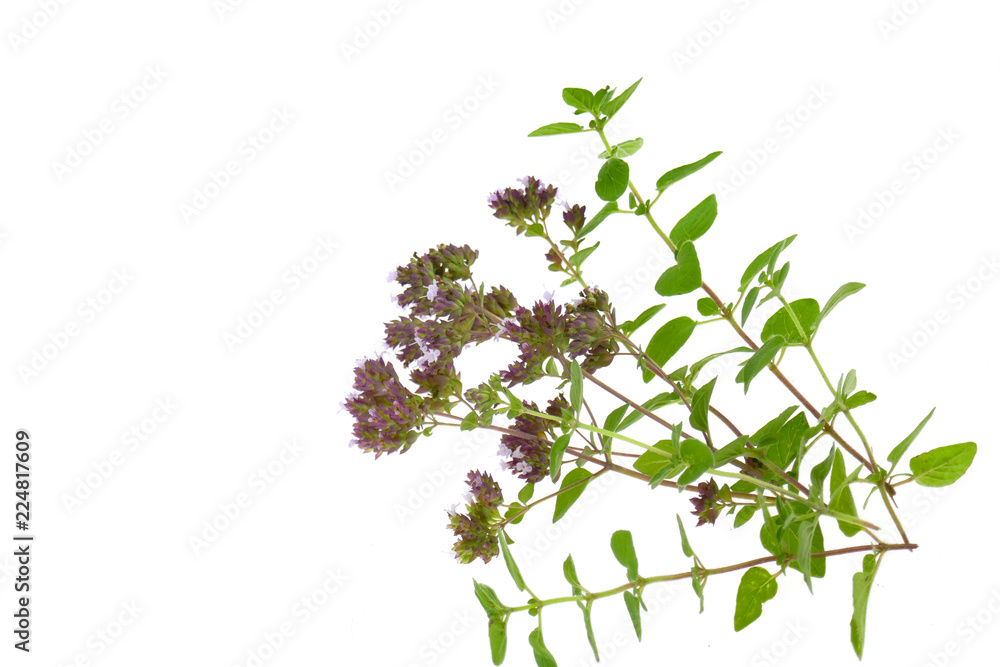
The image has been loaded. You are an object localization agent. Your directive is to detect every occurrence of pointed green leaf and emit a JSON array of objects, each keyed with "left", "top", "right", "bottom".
[
  {"left": 580, "top": 603, "right": 598, "bottom": 660},
  {"left": 528, "top": 627, "right": 558, "bottom": 667},
  {"left": 619, "top": 393, "right": 680, "bottom": 432},
  {"left": 549, "top": 433, "right": 572, "bottom": 482},
  {"left": 741, "top": 286, "right": 760, "bottom": 325},
  {"left": 850, "top": 554, "right": 880, "bottom": 659},
  {"left": 499, "top": 532, "right": 526, "bottom": 592},
  {"left": 562, "top": 87, "right": 595, "bottom": 112},
  {"left": 738, "top": 336, "right": 784, "bottom": 393},
  {"left": 553, "top": 469, "right": 593, "bottom": 522},
  {"left": 740, "top": 235, "right": 797, "bottom": 291},
  {"left": 697, "top": 297, "right": 720, "bottom": 316},
  {"left": 518, "top": 483, "right": 535, "bottom": 504},
  {"left": 830, "top": 449, "right": 862, "bottom": 537},
  {"left": 734, "top": 567, "right": 778, "bottom": 631},
  {"left": 761, "top": 299, "right": 820, "bottom": 345},
  {"left": 488, "top": 616, "right": 508, "bottom": 665},
  {"left": 568, "top": 242, "right": 600, "bottom": 267},
  {"left": 691, "top": 568, "right": 706, "bottom": 613},
  {"left": 655, "top": 241, "right": 702, "bottom": 297},
  {"left": 578, "top": 201, "right": 622, "bottom": 238},
  {"left": 601, "top": 78, "right": 642, "bottom": 120},
  {"left": 714, "top": 435, "right": 750, "bottom": 467},
  {"left": 818, "top": 282, "right": 865, "bottom": 325},
  {"left": 909, "top": 442, "right": 977, "bottom": 487},
  {"left": 690, "top": 347, "right": 753, "bottom": 378},
  {"left": 645, "top": 317, "right": 696, "bottom": 382},
  {"left": 611, "top": 530, "right": 640, "bottom": 581},
  {"left": 734, "top": 505, "right": 756, "bottom": 527},
  {"left": 619, "top": 303, "right": 665, "bottom": 337},
  {"left": 563, "top": 554, "right": 583, "bottom": 591},
  {"left": 887, "top": 408, "right": 935, "bottom": 465},
  {"left": 689, "top": 377, "right": 717, "bottom": 432},
  {"left": 595, "top": 158, "right": 630, "bottom": 201},
  {"left": 676, "top": 514, "right": 695, "bottom": 558},
  {"left": 796, "top": 517, "right": 818, "bottom": 593},
  {"left": 633, "top": 439, "right": 677, "bottom": 476},
  {"left": 656, "top": 151, "right": 722, "bottom": 191},
  {"left": 845, "top": 391, "right": 877, "bottom": 409},
  {"left": 473, "top": 580, "right": 508, "bottom": 617},
  {"left": 569, "top": 360, "right": 583, "bottom": 415},
  {"left": 669, "top": 195, "right": 717, "bottom": 246},
  {"left": 623, "top": 591, "right": 642, "bottom": 640},
  {"left": 599, "top": 137, "right": 644, "bottom": 159},
  {"left": 528, "top": 122, "right": 587, "bottom": 137},
  {"left": 676, "top": 439, "right": 715, "bottom": 486}
]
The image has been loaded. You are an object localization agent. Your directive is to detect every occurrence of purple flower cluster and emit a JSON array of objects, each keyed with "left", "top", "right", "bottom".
[
  {"left": 447, "top": 471, "right": 505, "bottom": 564},
  {"left": 344, "top": 358, "right": 428, "bottom": 457},
  {"left": 690, "top": 478, "right": 725, "bottom": 527},
  {"left": 487, "top": 176, "right": 558, "bottom": 234},
  {"left": 497, "top": 395, "right": 570, "bottom": 483}
]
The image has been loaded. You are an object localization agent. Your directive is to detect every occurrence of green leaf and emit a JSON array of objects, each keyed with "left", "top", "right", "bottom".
[
  {"left": 611, "top": 530, "right": 640, "bottom": 581},
  {"left": 645, "top": 317, "right": 696, "bottom": 382},
  {"left": 460, "top": 412, "right": 479, "bottom": 431},
  {"left": 845, "top": 391, "right": 877, "bottom": 409},
  {"left": 676, "top": 439, "right": 715, "bottom": 486},
  {"left": 603, "top": 403, "right": 629, "bottom": 435},
  {"left": 488, "top": 617, "right": 508, "bottom": 665},
  {"left": 595, "top": 158, "right": 630, "bottom": 201},
  {"left": 818, "top": 282, "right": 865, "bottom": 325},
  {"left": 633, "top": 439, "right": 677, "bottom": 476},
  {"left": 580, "top": 603, "right": 598, "bottom": 660},
  {"left": 553, "top": 469, "right": 593, "bottom": 522},
  {"left": 568, "top": 242, "right": 600, "bottom": 267},
  {"left": 796, "top": 517, "right": 818, "bottom": 593},
  {"left": 563, "top": 554, "right": 582, "bottom": 591},
  {"left": 887, "top": 408, "right": 935, "bottom": 465},
  {"left": 619, "top": 393, "right": 679, "bottom": 431},
  {"left": 569, "top": 361, "right": 583, "bottom": 415},
  {"left": 549, "top": 434, "right": 572, "bottom": 482},
  {"left": 737, "top": 336, "right": 784, "bottom": 393},
  {"left": 810, "top": 445, "right": 837, "bottom": 499},
  {"left": 741, "top": 286, "right": 760, "bottom": 326},
  {"left": 909, "top": 442, "right": 977, "bottom": 487},
  {"left": 714, "top": 435, "right": 750, "bottom": 467},
  {"left": 690, "top": 347, "right": 753, "bottom": 378},
  {"left": 599, "top": 137, "right": 644, "bottom": 159},
  {"left": 691, "top": 568, "right": 706, "bottom": 613},
  {"left": 669, "top": 195, "right": 717, "bottom": 246},
  {"left": 473, "top": 580, "right": 508, "bottom": 617},
  {"left": 829, "top": 449, "right": 862, "bottom": 537},
  {"left": 601, "top": 78, "right": 642, "bottom": 120},
  {"left": 740, "top": 235, "right": 797, "bottom": 291},
  {"left": 850, "top": 554, "right": 880, "bottom": 659},
  {"left": 765, "top": 412, "right": 808, "bottom": 471},
  {"left": 499, "top": 532, "right": 526, "bottom": 592},
  {"left": 697, "top": 297, "right": 720, "bottom": 316},
  {"left": 578, "top": 202, "right": 621, "bottom": 238},
  {"left": 562, "top": 87, "right": 595, "bottom": 112},
  {"left": 655, "top": 241, "right": 702, "bottom": 297},
  {"left": 761, "top": 299, "right": 820, "bottom": 345},
  {"left": 656, "top": 151, "right": 722, "bottom": 190},
  {"left": 676, "top": 514, "right": 695, "bottom": 558},
  {"left": 528, "top": 122, "right": 587, "bottom": 137},
  {"left": 734, "top": 505, "right": 756, "bottom": 527},
  {"left": 623, "top": 592, "right": 642, "bottom": 640},
  {"left": 734, "top": 567, "right": 778, "bottom": 631},
  {"left": 689, "top": 377, "right": 717, "bottom": 432},
  {"left": 619, "top": 304, "right": 665, "bottom": 337},
  {"left": 528, "top": 627, "right": 558, "bottom": 667},
  {"left": 518, "top": 483, "right": 535, "bottom": 505}
]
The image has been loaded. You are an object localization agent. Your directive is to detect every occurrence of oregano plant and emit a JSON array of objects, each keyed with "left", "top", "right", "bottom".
[{"left": 344, "top": 79, "right": 977, "bottom": 663}]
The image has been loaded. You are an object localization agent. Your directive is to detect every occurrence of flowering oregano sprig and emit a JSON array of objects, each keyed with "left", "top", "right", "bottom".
[{"left": 348, "top": 80, "right": 978, "bottom": 665}]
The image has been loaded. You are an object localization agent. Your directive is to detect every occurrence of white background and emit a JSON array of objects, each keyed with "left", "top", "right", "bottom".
[{"left": 1, "top": 1, "right": 998, "bottom": 666}]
